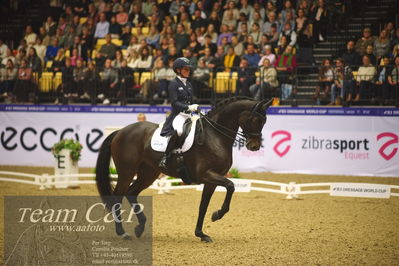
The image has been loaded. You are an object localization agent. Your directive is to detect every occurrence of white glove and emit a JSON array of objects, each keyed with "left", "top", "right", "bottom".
[{"left": 187, "top": 104, "right": 199, "bottom": 112}]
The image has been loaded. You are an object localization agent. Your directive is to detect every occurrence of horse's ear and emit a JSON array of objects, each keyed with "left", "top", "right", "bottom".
[{"left": 261, "top": 98, "right": 273, "bottom": 110}]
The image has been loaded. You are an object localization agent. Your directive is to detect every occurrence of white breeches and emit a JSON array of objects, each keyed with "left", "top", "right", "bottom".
[{"left": 172, "top": 112, "right": 191, "bottom": 136}]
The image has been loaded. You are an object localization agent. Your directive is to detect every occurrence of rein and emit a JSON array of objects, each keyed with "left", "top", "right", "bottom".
[{"left": 199, "top": 112, "right": 262, "bottom": 143}]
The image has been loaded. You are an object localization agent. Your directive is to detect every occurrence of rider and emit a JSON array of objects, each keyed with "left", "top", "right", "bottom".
[{"left": 159, "top": 57, "right": 199, "bottom": 169}]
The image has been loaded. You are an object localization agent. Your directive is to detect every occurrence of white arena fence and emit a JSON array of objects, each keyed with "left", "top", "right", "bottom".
[{"left": 0, "top": 170, "right": 398, "bottom": 199}]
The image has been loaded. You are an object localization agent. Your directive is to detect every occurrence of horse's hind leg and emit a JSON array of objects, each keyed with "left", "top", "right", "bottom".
[{"left": 126, "top": 163, "right": 160, "bottom": 238}]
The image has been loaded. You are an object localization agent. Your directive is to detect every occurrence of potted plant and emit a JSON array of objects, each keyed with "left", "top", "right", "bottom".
[{"left": 51, "top": 139, "right": 83, "bottom": 188}]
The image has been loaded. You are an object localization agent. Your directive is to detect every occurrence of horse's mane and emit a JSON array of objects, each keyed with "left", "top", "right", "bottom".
[{"left": 206, "top": 96, "right": 255, "bottom": 118}]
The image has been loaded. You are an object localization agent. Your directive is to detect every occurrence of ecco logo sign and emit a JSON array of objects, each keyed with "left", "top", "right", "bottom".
[
  {"left": 377, "top": 132, "right": 398, "bottom": 161},
  {"left": 271, "top": 130, "right": 291, "bottom": 157},
  {"left": 1, "top": 127, "right": 103, "bottom": 152}
]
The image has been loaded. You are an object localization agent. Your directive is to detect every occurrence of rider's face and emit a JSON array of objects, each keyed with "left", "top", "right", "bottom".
[{"left": 180, "top": 67, "right": 191, "bottom": 78}]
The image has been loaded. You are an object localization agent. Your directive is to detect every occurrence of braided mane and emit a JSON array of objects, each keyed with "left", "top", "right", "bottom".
[{"left": 206, "top": 96, "right": 255, "bottom": 118}]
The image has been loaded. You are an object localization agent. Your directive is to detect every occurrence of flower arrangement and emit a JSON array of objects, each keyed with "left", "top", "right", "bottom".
[
  {"left": 51, "top": 139, "right": 83, "bottom": 162},
  {"left": 226, "top": 168, "right": 242, "bottom": 178}
]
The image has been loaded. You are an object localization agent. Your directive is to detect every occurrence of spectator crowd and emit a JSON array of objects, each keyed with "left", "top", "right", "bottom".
[{"left": 0, "top": 0, "right": 397, "bottom": 106}]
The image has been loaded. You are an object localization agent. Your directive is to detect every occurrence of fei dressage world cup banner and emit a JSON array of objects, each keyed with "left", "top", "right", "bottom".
[{"left": 1, "top": 105, "right": 399, "bottom": 177}]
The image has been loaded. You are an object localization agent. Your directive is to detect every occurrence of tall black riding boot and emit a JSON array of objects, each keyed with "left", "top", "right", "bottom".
[{"left": 158, "top": 131, "right": 179, "bottom": 170}]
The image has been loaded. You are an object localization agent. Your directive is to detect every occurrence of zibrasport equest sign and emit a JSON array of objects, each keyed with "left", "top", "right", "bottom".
[{"left": 1, "top": 105, "right": 398, "bottom": 177}]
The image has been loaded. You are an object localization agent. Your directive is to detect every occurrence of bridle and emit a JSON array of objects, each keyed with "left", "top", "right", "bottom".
[{"left": 198, "top": 102, "right": 266, "bottom": 143}]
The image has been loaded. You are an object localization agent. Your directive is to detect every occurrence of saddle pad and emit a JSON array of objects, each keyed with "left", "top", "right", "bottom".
[{"left": 151, "top": 116, "right": 200, "bottom": 153}]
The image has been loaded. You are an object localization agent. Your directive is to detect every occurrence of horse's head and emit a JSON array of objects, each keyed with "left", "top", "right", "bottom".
[{"left": 239, "top": 99, "right": 272, "bottom": 151}]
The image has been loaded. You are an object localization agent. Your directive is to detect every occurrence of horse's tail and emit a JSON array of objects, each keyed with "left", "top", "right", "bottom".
[{"left": 96, "top": 131, "right": 119, "bottom": 204}]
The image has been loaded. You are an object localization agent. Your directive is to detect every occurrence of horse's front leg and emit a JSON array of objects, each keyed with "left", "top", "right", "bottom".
[
  {"left": 195, "top": 183, "right": 216, "bottom": 242},
  {"left": 203, "top": 170, "right": 235, "bottom": 222}
]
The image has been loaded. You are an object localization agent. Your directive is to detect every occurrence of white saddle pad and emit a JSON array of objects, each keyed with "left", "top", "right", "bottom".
[{"left": 151, "top": 116, "right": 200, "bottom": 153}]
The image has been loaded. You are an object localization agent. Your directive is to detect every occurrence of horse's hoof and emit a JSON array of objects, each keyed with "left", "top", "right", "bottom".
[
  {"left": 120, "top": 233, "right": 132, "bottom": 240},
  {"left": 201, "top": 236, "right": 213, "bottom": 243},
  {"left": 211, "top": 210, "right": 220, "bottom": 222},
  {"left": 135, "top": 225, "right": 145, "bottom": 238}
]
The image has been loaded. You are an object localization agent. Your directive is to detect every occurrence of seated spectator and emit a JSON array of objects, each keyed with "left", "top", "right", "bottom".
[
  {"left": 45, "top": 38, "right": 60, "bottom": 62},
  {"left": 178, "top": 12, "right": 191, "bottom": 33},
  {"left": 175, "top": 23, "right": 190, "bottom": 53},
  {"left": 341, "top": 40, "right": 361, "bottom": 69},
  {"left": 98, "top": 58, "right": 119, "bottom": 104},
  {"left": 250, "top": 23, "right": 262, "bottom": 45},
  {"left": 43, "top": 16, "right": 57, "bottom": 36},
  {"left": 276, "top": 35, "right": 288, "bottom": 56},
  {"left": 223, "top": 1, "right": 239, "bottom": 23},
  {"left": 98, "top": 34, "right": 118, "bottom": 65},
  {"left": 237, "top": 13, "right": 249, "bottom": 34},
  {"left": 38, "top": 27, "right": 51, "bottom": 47},
  {"left": 0, "top": 59, "right": 18, "bottom": 97},
  {"left": 311, "top": 0, "right": 328, "bottom": 42},
  {"left": 120, "top": 25, "right": 132, "bottom": 48},
  {"left": 13, "top": 59, "right": 35, "bottom": 103},
  {"left": 267, "top": 24, "right": 280, "bottom": 48},
  {"left": 27, "top": 47, "right": 42, "bottom": 77},
  {"left": 116, "top": 6, "right": 129, "bottom": 26},
  {"left": 63, "top": 26, "right": 75, "bottom": 50},
  {"left": 199, "top": 47, "right": 214, "bottom": 67},
  {"left": 376, "top": 57, "right": 392, "bottom": 105},
  {"left": 238, "top": 22, "right": 249, "bottom": 42},
  {"left": 295, "top": 8, "right": 308, "bottom": 33},
  {"left": 352, "top": 55, "right": 376, "bottom": 102},
  {"left": 236, "top": 58, "right": 256, "bottom": 96},
  {"left": 146, "top": 26, "right": 161, "bottom": 49},
  {"left": 275, "top": 45, "right": 297, "bottom": 100},
  {"left": 279, "top": 22, "right": 297, "bottom": 47},
  {"left": 80, "top": 28, "right": 94, "bottom": 56},
  {"left": 217, "top": 24, "right": 233, "bottom": 46},
  {"left": 168, "top": 0, "right": 180, "bottom": 17},
  {"left": 265, "top": 1, "right": 276, "bottom": 14},
  {"left": 54, "top": 58, "right": 74, "bottom": 104},
  {"left": 206, "top": 11, "right": 221, "bottom": 34},
  {"left": 374, "top": 29, "right": 391, "bottom": 63},
  {"left": 109, "top": 16, "right": 122, "bottom": 39},
  {"left": 222, "top": 9, "right": 237, "bottom": 30},
  {"left": 56, "top": 16, "right": 70, "bottom": 36},
  {"left": 262, "top": 12, "right": 279, "bottom": 35},
  {"left": 51, "top": 48, "right": 66, "bottom": 72},
  {"left": 392, "top": 28, "right": 399, "bottom": 49},
  {"left": 15, "top": 49, "right": 27, "bottom": 67},
  {"left": 73, "top": 59, "right": 86, "bottom": 99},
  {"left": 1, "top": 48, "right": 15, "bottom": 66},
  {"left": 243, "top": 44, "right": 261, "bottom": 67},
  {"left": 111, "top": 50, "right": 124, "bottom": 69},
  {"left": 281, "top": 0, "right": 296, "bottom": 22},
  {"left": 117, "top": 59, "right": 134, "bottom": 105},
  {"left": 127, "top": 50, "right": 139, "bottom": 69},
  {"left": 70, "top": 36, "right": 88, "bottom": 62},
  {"left": 199, "top": 35, "right": 217, "bottom": 56},
  {"left": 191, "top": 58, "right": 211, "bottom": 98},
  {"left": 280, "top": 10, "right": 295, "bottom": 33},
  {"left": 355, "top": 28, "right": 376, "bottom": 56},
  {"left": 208, "top": 46, "right": 225, "bottom": 72},
  {"left": 330, "top": 58, "right": 353, "bottom": 105},
  {"left": 315, "top": 59, "right": 333, "bottom": 105},
  {"left": 249, "top": 11, "right": 263, "bottom": 30},
  {"left": 231, "top": 35, "right": 244, "bottom": 57},
  {"left": 223, "top": 46, "right": 240, "bottom": 71},
  {"left": 83, "top": 60, "right": 100, "bottom": 104},
  {"left": 259, "top": 45, "right": 276, "bottom": 66},
  {"left": 387, "top": 56, "right": 399, "bottom": 106},
  {"left": 250, "top": 58, "right": 279, "bottom": 100},
  {"left": 365, "top": 45, "right": 377, "bottom": 66},
  {"left": 203, "top": 24, "right": 218, "bottom": 44},
  {"left": 250, "top": 2, "right": 265, "bottom": 21},
  {"left": 94, "top": 13, "right": 110, "bottom": 39},
  {"left": 188, "top": 32, "right": 201, "bottom": 58},
  {"left": 24, "top": 25, "right": 37, "bottom": 47},
  {"left": 70, "top": 48, "right": 83, "bottom": 67},
  {"left": 135, "top": 46, "right": 153, "bottom": 70},
  {"left": 33, "top": 38, "right": 47, "bottom": 64},
  {"left": 127, "top": 35, "right": 141, "bottom": 54}
]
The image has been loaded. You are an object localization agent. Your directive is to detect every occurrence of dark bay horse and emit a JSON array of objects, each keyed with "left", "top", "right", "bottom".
[{"left": 95, "top": 97, "right": 272, "bottom": 242}]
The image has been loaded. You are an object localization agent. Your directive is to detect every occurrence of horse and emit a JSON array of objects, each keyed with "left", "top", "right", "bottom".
[{"left": 95, "top": 97, "right": 272, "bottom": 242}]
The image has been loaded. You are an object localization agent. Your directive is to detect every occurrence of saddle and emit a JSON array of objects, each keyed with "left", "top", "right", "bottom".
[{"left": 150, "top": 115, "right": 200, "bottom": 153}]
